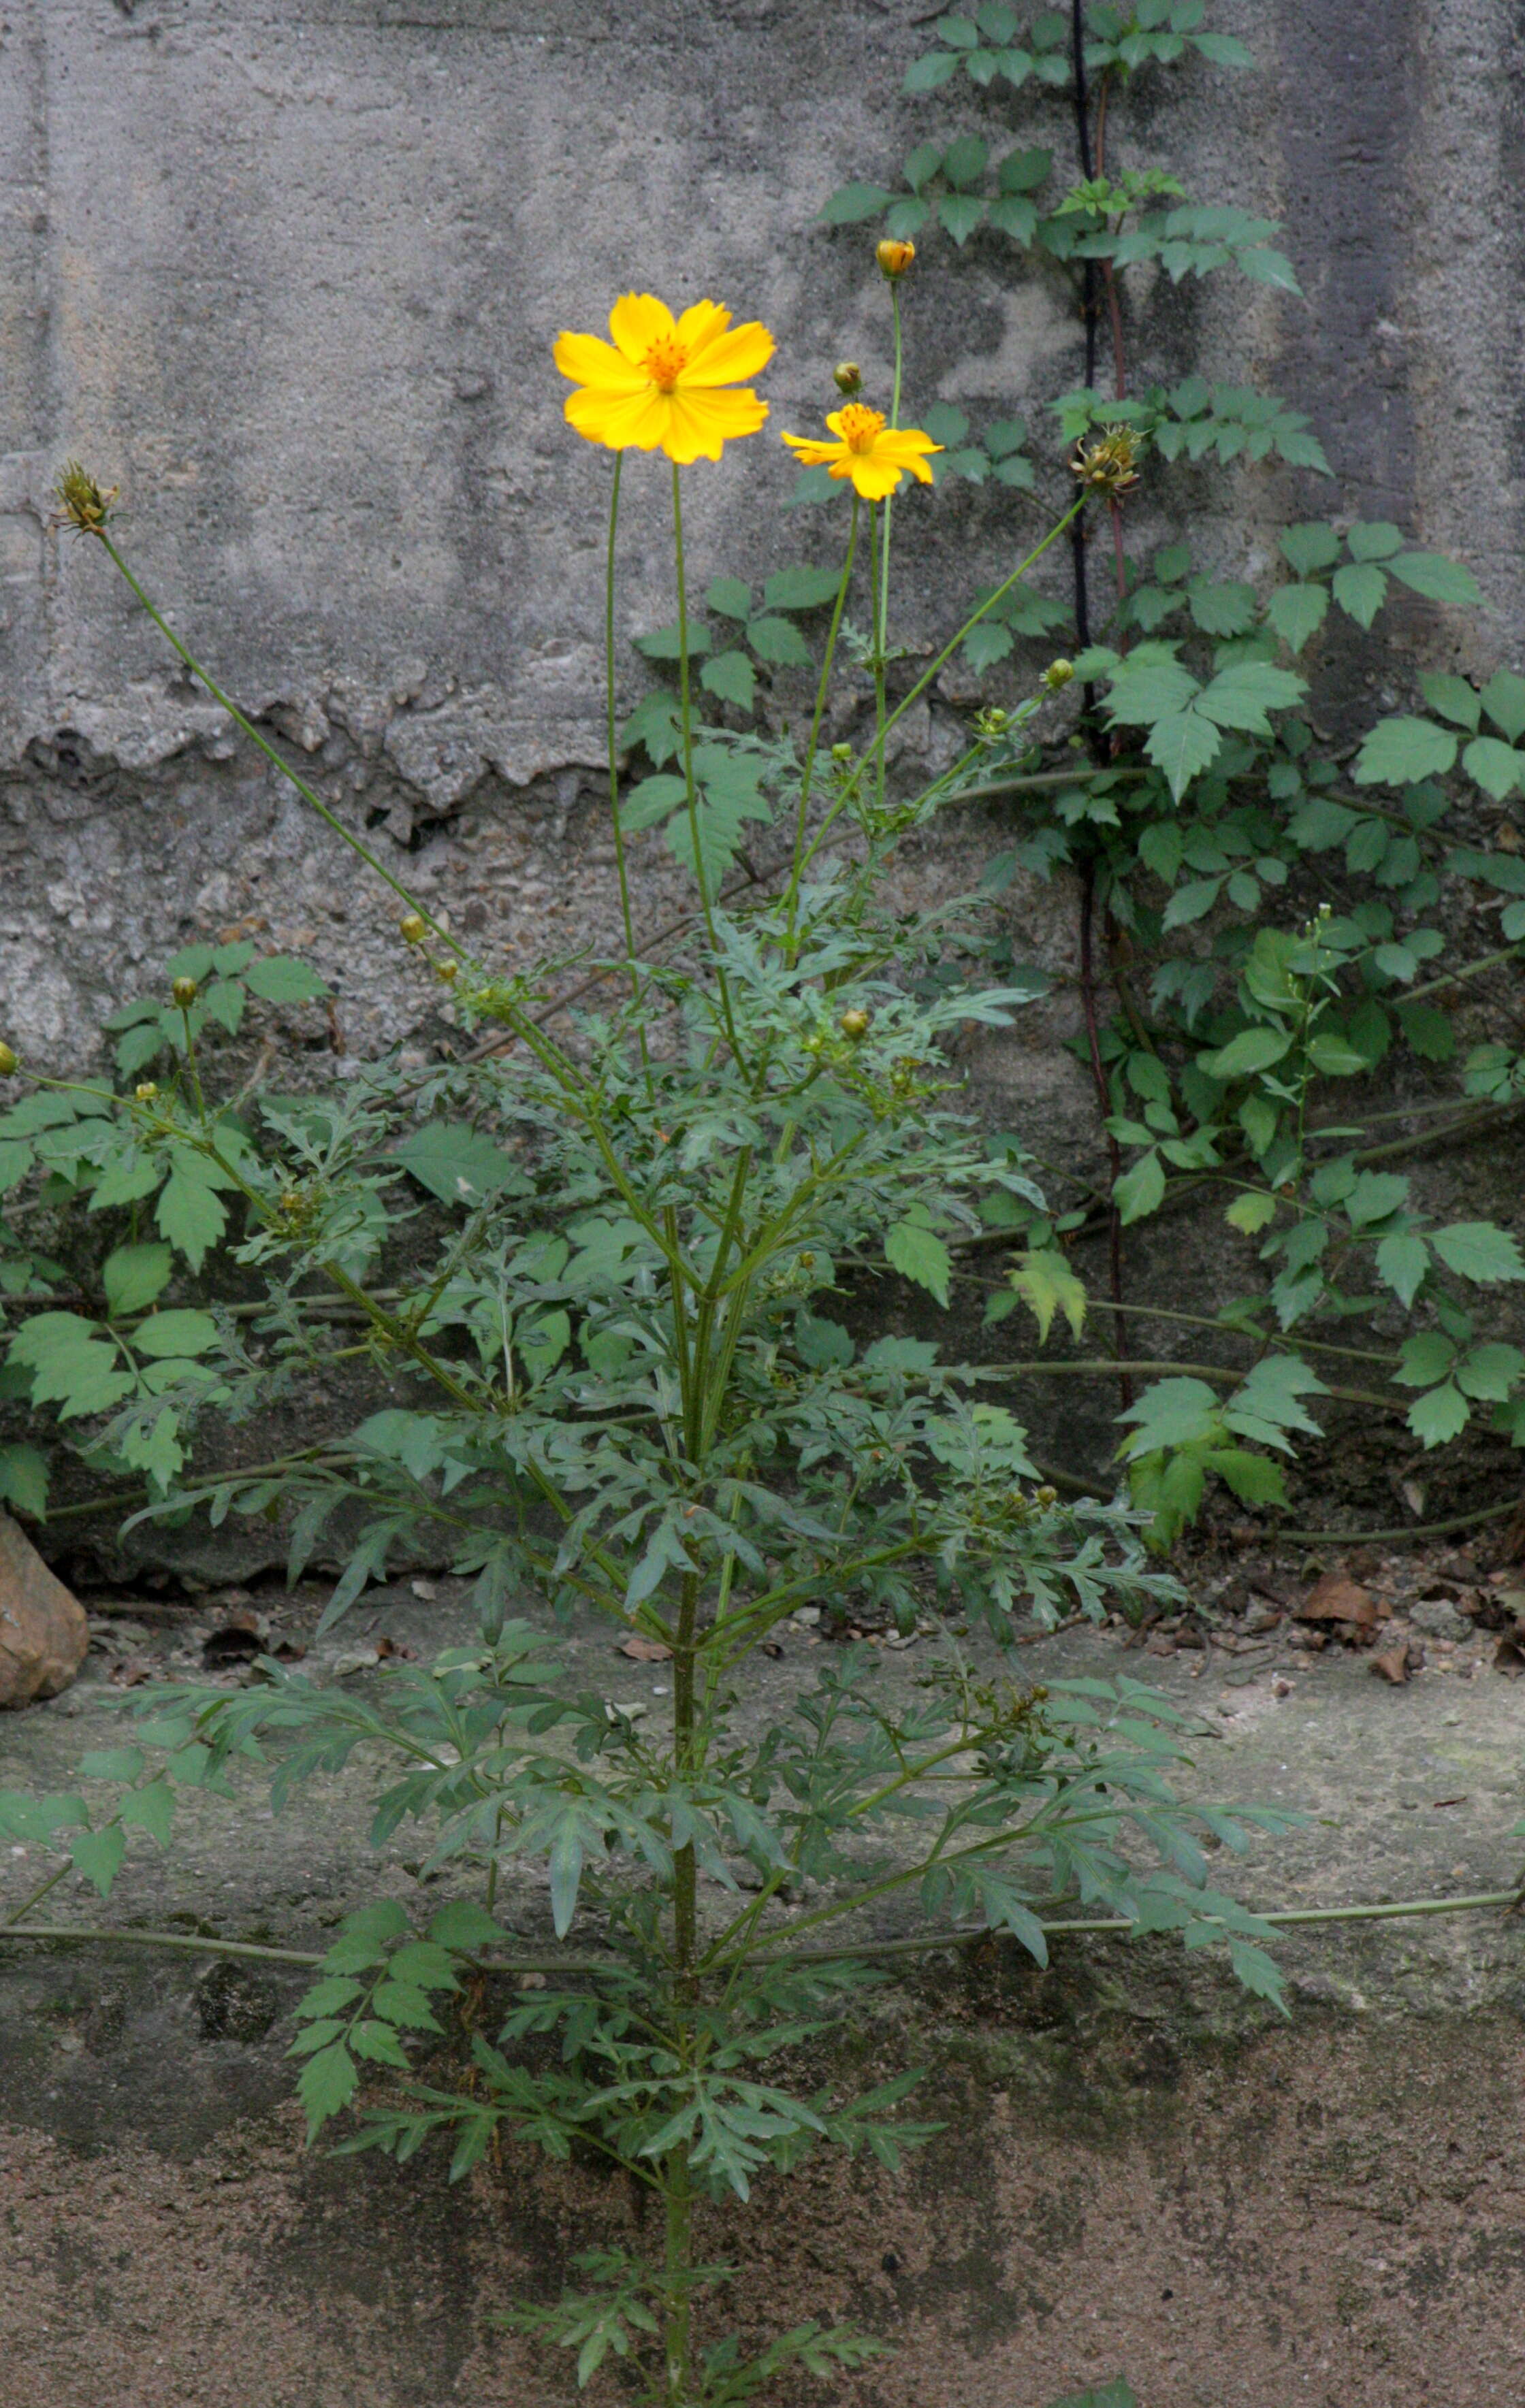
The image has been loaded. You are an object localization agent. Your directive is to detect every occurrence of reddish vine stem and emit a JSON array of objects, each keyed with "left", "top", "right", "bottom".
[{"left": 1078, "top": 861, "right": 1133, "bottom": 1412}]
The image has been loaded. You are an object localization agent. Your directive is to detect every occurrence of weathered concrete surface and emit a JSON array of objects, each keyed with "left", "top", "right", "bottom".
[
  {"left": 0, "top": 1586, "right": 1523, "bottom": 2404},
  {"left": 3, "top": 0, "right": 1523, "bottom": 1065}
]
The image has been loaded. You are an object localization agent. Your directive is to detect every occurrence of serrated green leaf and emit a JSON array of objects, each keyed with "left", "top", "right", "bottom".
[
  {"left": 1347, "top": 521, "right": 1403, "bottom": 562},
  {"left": 1480, "top": 670, "right": 1525, "bottom": 743},
  {"left": 244, "top": 956, "right": 331, "bottom": 1003},
  {"left": 745, "top": 615, "right": 812, "bottom": 667},
  {"left": 820, "top": 182, "right": 898, "bottom": 224},
  {"left": 705, "top": 576, "right": 753, "bottom": 620},
  {"left": 1430, "top": 1222, "right": 1525, "bottom": 1283},
  {"left": 1376, "top": 1233, "right": 1430, "bottom": 1307},
  {"left": 118, "top": 1779, "right": 174, "bottom": 1845},
  {"left": 1146, "top": 707, "right": 1222, "bottom": 800},
  {"left": 1200, "top": 1027, "right": 1291, "bottom": 1080},
  {"left": 1226, "top": 1192, "right": 1277, "bottom": 1235},
  {"left": 131, "top": 1308, "right": 219, "bottom": 1359},
  {"left": 1279, "top": 523, "right": 1341, "bottom": 576},
  {"left": 298, "top": 2040, "right": 359, "bottom": 2136},
  {"left": 1461, "top": 736, "right": 1524, "bottom": 801},
  {"left": 761, "top": 564, "right": 842, "bottom": 612},
  {"left": 1331, "top": 561, "right": 1388, "bottom": 628},
  {"left": 885, "top": 1219, "right": 952, "bottom": 1307},
  {"left": 0, "top": 1442, "right": 49, "bottom": 1520},
  {"left": 391, "top": 1122, "right": 526, "bottom": 1206},
  {"left": 1265, "top": 583, "right": 1328, "bottom": 653},
  {"left": 155, "top": 1156, "right": 231, "bottom": 1271},
  {"left": 1419, "top": 672, "right": 1481, "bottom": 730},
  {"left": 1407, "top": 1383, "right": 1470, "bottom": 1448},
  {"left": 1113, "top": 1150, "right": 1166, "bottom": 1223},
  {"left": 71, "top": 1823, "right": 127, "bottom": 1898},
  {"left": 700, "top": 649, "right": 758, "bottom": 711},
  {"left": 101, "top": 1241, "right": 174, "bottom": 1319},
  {"left": 1351, "top": 716, "right": 1458, "bottom": 787},
  {"left": 1006, "top": 1250, "right": 1087, "bottom": 1343},
  {"left": 1386, "top": 552, "right": 1481, "bottom": 606}
]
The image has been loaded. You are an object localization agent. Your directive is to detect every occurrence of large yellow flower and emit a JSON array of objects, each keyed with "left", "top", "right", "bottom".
[
  {"left": 780, "top": 405, "right": 942, "bottom": 502},
  {"left": 554, "top": 293, "right": 773, "bottom": 465}
]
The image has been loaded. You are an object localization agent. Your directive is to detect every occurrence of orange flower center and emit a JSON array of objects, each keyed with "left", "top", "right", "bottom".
[
  {"left": 838, "top": 404, "right": 886, "bottom": 454},
  {"left": 643, "top": 335, "right": 688, "bottom": 392}
]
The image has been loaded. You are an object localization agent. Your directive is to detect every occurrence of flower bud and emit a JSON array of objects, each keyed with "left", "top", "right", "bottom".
[
  {"left": 833, "top": 360, "right": 863, "bottom": 397},
  {"left": 1070, "top": 424, "right": 1140, "bottom": 502},
  {"left": 134, "top": 1082, "right": 159, "bottom": 1103},
  {"left": 0, "top": 1042, "right": 16, "bottom": 1077},
  {"left": 830, "top": 742, "right": 854, "bottom": 764},
  {"left": 172, "top": 975, "right": 198, "bottom": 1007},
  {"left": 876, "top": 238, "right": 916, "bottom": 279},
  {"left": 1042, "top": 658, "right": 1075, "bottom": 691},
  {"left": 434, "top": 957, "right": 460, "bottom": 983},
  {"left": 50, "top": 460, "right": 118, "bottom": 537},
  {"left": 400, "top": 912, "right": 427, "bottom": 943},
  {"left": 839, "top": 1007, "right": 871, "bottom": 1040}
]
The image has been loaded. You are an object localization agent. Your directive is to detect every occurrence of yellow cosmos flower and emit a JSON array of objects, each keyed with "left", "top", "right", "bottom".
[
  {"left": 780, "top": 405, "right": 942, "bottom": 502},
  {"left": 553, "top": 293, "right": 774, "bottom": 465}
]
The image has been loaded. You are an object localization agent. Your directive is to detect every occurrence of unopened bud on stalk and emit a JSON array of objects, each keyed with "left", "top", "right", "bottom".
[
  {"left": 172, "top": 975, "right": 198, "bottom": 1007},
  {"left": 0, "top": 1043, "right": 16, "bottom": 1077},
  {"left": 434, "top": 958, "right": 460, "bottom": 984},
  {"left": 876, "top": 238, "right": 916, "bottom": 279},
  {"left": 833, "top": 360, "right": 863, "bottom": 397},
  {"left": 135, "top": 1082, "right": 159, "bottom": 1103},
  {"left": 1042, "top": 658, "right": 1076, "bottom": 692},
  {"left": 400, "top": 912, "right": 427, "bottom": 943},
  {"left": 839, "top": 1007, "right": 871, "bottom": 1040},
  {"left": 830, "top": 742, "right": 854, "bottom": 764},
  {"left": 50, "top": 460, "right": 118, "bottom": 537}
]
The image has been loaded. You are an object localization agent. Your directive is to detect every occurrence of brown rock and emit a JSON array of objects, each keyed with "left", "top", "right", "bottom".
[{"left": 0, "top": 1514, "right": 89, "bottom": 1708}]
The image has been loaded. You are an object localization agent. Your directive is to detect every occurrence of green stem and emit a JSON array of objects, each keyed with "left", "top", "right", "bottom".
[
  {"left": 671, "top": 463, "right": 713, "bottom": 940},
  {"left": 2, "top": 1886, "right": 1520, "bottom": 1976},
  {"left": 877, "top": 283, "right": 903, "bottom": 664},
  {"left": 801, "top": 498, "right": 1085, "bottom": 877},
  {"left": 869, "top": 500, "right": 888, "bottom": 821},
  {"left": 97, "top": 537, "right": 458, "bottom": 952},
  {"left": 785, "top": 493, "right": 861, "bottom": 932}
]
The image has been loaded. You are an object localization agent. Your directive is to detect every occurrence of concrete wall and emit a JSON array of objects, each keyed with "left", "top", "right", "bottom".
[{"left": 2, "top": 0, "right": 1521, "bottom": 1068}]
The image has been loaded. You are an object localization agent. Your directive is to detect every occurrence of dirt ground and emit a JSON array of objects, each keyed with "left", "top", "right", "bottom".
[{"left": 1, "top": 1535, "right": 1523, "bottom": 2408}]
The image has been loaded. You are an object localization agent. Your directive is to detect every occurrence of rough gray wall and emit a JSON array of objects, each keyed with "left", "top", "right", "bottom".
[{"left": 3, "top": 0, "right": 1521, "bottom": 1067}]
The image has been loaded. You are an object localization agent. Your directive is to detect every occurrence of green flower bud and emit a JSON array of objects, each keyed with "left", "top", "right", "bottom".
[{"left": 172, "top": 975, "right": 198, "bottom": 1007}]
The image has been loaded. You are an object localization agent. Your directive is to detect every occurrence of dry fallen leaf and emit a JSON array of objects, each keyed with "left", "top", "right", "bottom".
[
  {"left": 1493, "top": 1633, "right": 1525, "bottom": 1679},
  {"left": 1370, "top": 1644, "right": 1414, "bottom": 1685},
  {"left": 1298, "top": 1575, "right": 1384, "bottom": 1633},
  {"left": 617, "top": 1635, "right": 672, "bottom": 1663}
]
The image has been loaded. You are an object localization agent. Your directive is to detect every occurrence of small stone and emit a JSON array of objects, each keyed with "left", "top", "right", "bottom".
[
  {"left": 0, "top": 1514, "right": 89, "bottom": 1708},
  {"left": 1409, "top": 1599, "right": 1470, "bottom": 1644},
  {"left": 1244, "top": 1602, "right": 1282, "bottom": 1635}
]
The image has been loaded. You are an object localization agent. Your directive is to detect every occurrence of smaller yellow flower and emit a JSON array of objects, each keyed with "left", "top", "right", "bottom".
[
  {"left": 780, "top": 405, "right": 942, "bottom": 502},
  {"left": 554, "top": 293, "right": 773, "bottom": 466},
  {"left": 876, "top": 238, "right": 916, "bottom": 279}
]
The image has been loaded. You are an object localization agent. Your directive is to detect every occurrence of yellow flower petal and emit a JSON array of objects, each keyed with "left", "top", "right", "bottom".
[
  {"left": 608, "top": 291, "right": 676, "bottom": 366},
  {"left": 839, "top": 457, "right": 905, "bottom": 500},
  {"left": 780, "top": 432, "right": 843, "bottom": 468},
  {"left": 564, "top": 383, "right": 673, "bottom": 452},
  {"left": 553, "top": 329, "right": 647, "bottom": 392},
  {"left": 662, "top": 386, "right": 769, "bottom": 464},
  {"left": 674, "top": 299, "right": 732, "bottom": 355},
  {"left": 680, "top": 314, "right": 775, "bottom": 388}
]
